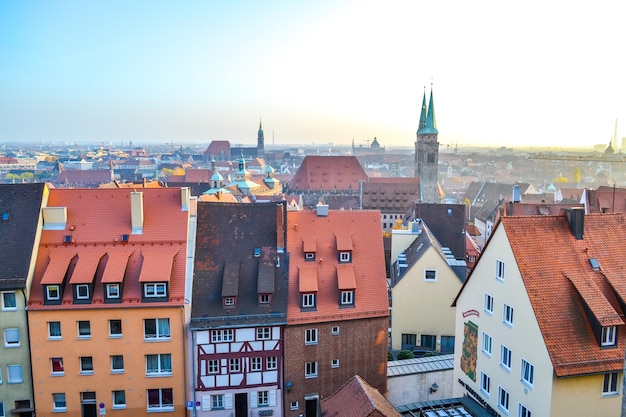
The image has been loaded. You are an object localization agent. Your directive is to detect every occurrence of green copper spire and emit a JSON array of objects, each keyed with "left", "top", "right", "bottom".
[
  {"left": 417, "top": 86, "right": 438, "bottom": 135},
  {"left": 417, "top": 88, "right": 427, "bottom": 134},
  {"left": 426, "top": 87, "right": 438, "bottom": 133}
]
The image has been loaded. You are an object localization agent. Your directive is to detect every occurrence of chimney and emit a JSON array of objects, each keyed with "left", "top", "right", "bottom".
[
  {"left": 42, "top": 207, "right": 67, "bottom": 230},
  {"left": 512, "top": 185, "right": 521, "bottom": 203},
  {"left": 316, "top": 204, "right": 329, "bottom": 217},
  {"left": 181, "top": 187, "right": 190, "bottom": 211},
  {"left": 565, "top": 207, "right": 584, "bottom": 240},
  {"left": 131, "top": 191, "right": 144, "bottom": 234}
]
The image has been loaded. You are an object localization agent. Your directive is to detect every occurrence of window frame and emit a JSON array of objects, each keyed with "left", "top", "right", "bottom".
[
  {"left": 7, "top": 364, "right": 23, "bottom": 384},
  {"left": 500, "top": 345, "right": 512, "bottom": 371},
  {"left": 302, "top": 293, "right": 316, "bottom": 308},
  {"left": 257, "top": 327, "right": 271, "bottom": 340},
  {"left": 211, "top": 329, "right": 234, "bottom": 343},
  {"left": 77, "top": 320, "right": 91, "bottom": 338},
  {"left": 305, "top": 361, "right": 318, "bottom": 378},
  {"left": 223, "top": 296, "right": 236, "bottom": 307},
  {"left": 145, "top": 353, "right": 173, "bottom": 376},
  {"left": 46, "top": 285, "right": 60, "bottom": 301},
  {"left": 144, "top": 318, "right": 170, "bottom": 340},
  {"left": 48, "top": 321, "right": 62, "bottom": 340},
  {"left": 603, "top": 372, "right": 619, "bottom": 395},
  {"left": 340, "top": 290, "right": 354, "bottom": 305},
  {"left": 484, "top": 293, "right": 494, "bottom": 315},
  {"left": 75, "top": 284, "right": 90, "bottom": 300},
  {"left": 519, "top": 404, "right": 532, "bottom": 417},
  {"left": 331, "top": 359, "right": 340, "bottom": 368},
  {"left": 503, "top": 304, "right": 514, "bottom": 326},
  {"left": 144, "top": 282, "right": 167, "bottom": 298},
  {"left": 51, "top": 357, "right": 64, "bottom": 375},
  {"left": 80, "top": 356, "right": 94, "bottom": 374},
  {"left": 106, "top": 284, "right": 120, "bottom": 299},
  {"left": 496, "top": 260, "right": 505, "bottom": 281},
  {"left": 266, "top": 356, "right": 277, "bottom": 370},
  {"left": 305, "top": 328, "right": 318, "bottom": 345},
  {"left": 498, "top": 386, "right": 509, "bottom": 413},
  {"left": 207, "top": 359, "right": 219, "bottom": 374},
  {"left": 521, "top": 359, "right": 535, "bottom": 388},
  {"left": 424, "top": 269, "right": 437, "bottom": 281},
  {"left": 229, "top": 358, "right": 241, "bottom": 373},
  {"left": 331, "top": 326, "right": 340, "bottom": 335},
  {"left": 112, "top": 390, "right": 126, "bottom": 409},
  {"left": 339, "top": 252, "right": 351, "bottom": 263},
  {"left": 147, "top": 388, "right": 174, "bottom": 411},
  {"left": 4, "top": 328, "right": 20, "bottom": 348},
  {"left": 53, "top": 393, "right": 67, "bottom": 411},
  {"left": 109, "top": 319, "right": 123, "bottom": 337},
  {"left": 480, "top": 371, "right": 491, "bottom": 396},
  {"left": 482, "top": 332, "right": 492, "bottom": 356},
  {"left": 259, "top": 294, "right": 271, "bottom": 304},
  {"left": 212, "top": 394, "right": 224, "bottom": 410},
  {"left": 251, "top": 357, "right": 262, "bottom": 372},
  {"left": 1, "top": 291, "right": 17, "bottom": 311},
  {"left": 601, "top": 326, "right": 617, "bottom": 347},
  {"left": 111, "top": 355, "right": 124, "bottom": 373},
  {"left": 257, "top": 391, "right": 269, "bottom": 407}
]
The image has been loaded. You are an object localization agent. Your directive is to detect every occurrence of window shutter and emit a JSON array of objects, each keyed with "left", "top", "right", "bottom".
[
  {"left": 201, "top": 396, "right": 210, "bottom": 411},
  {"left": 250, "top": 392, "right": 258, "bottom": 408},
  {"left": 269, "top": 390, "right": 276, "bottom": 407},
  {"left": 224, "top": 393, "right": 233, "bottom": 409}
]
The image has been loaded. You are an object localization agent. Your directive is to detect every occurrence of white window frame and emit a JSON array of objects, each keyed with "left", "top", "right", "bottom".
[
  {"left": 111, "top": 355, "right": 124, "bottom": 373},
  {"left": 144, "top": 318, "right": 170, "bottom": 340},
  {"left": 207, "top": 360, "right": 219, "bottom": 374},
  {"left": 305, "top": 361, "right": 318, "bottom": 378},
  {"left": 519, "top": 404, "right": 532, "bottom": 417},
  {"left": 482, "top": 332, "right": 492, "bottom": 356},
  {"left": 106, "top": 284, "right": 120, "bottom": 299},
  {"left": 259, "top": 294, "right": 270, "bottom": 304},
  {"left": 211, "top": 329, "right": 234, "bottom": 343},
  {"left": 0, "top": 401, "right": 4, "bottom": 417},
  {"left": 80, "top": 356, "right": 94, "bottom": 374},
  {"left": 339, "top": 252, "right": 351, "bottom": 263},
  {"left": 331, "top": 359, "right": 339, "bottom": 368},
  {"left": 290, "top": 401, "right": 299, "bottom": 411},
  {"left": 46, "top": 285, "right": 60, "bottom": 301},
  {"left": 229, "top": 358, "right": 240, "bottom": 373},
  {"left": 340, "top": 290, "right": 354, "bottom": 305},
  {"left": 145, "top": 353, "right": 172, "bottom": 376},
  {"left": 424, "top": 269, "right": 437, "bottom": 281},
  {"left": 7, "top": 364, "right": 23, "bottom": 384},
  {"left": 503, "top": 304, "right": 514, "bottom": 326},
  {"left": 480, "top": 371, "right": 490, "bottom": 396},
  {"left": 500, "top": 345, "right": 512, "bottom": 371},
  {"left": 496, "top": 260, "right": 505, "bottom": 281},
  {"left": 257, "top": 391, "right": 269, "bottom": 407},
  {"left": 603, "top": 372, "right": 619, "bottom": 395},
  {"left": 302, "top": 293, "right": 315, "bottom": 308},
  {"left": 4, "top": 328, "right": 20, "bottom": 348},
  {"left": 498, "top": 386, "right": 509, "bottom": 413},
  {"left": 51, "top": 357, "right": 64, "bottom": 375},
  {"left": 305, "top": 252, "right": 315, "bottom": 261},
  {"left": 109, "top": 319, "right": 122, "bottom": 337},
  {"left": 305, "top": 328, "right": 318, "bottom": 345},
  {"left": 331, "top": 326, "right": 340, "bottom": 335},
  {"left": 212, "top": 394, "right": 224, "bottom": 410},
  {"left": 144, "top": 283, "right": 167, "bottom": 298},
  {"left": 257, "top": 327, "right": 271, "bottom": 340},
  {"left": 75, "top": 284, "right": 90, "bottom": 300},
  {"left": 601, "top": 326, "right": 616, "bottom": 346},
  {"left": 146, "top": 388, "right": 173, "bottom": 412},
  {"left": 223, "top": 296, "right": 235, "bottom": 306},
  {"left": 112, "top": 390, "right": 126, "bottom": 409},
  {"left": 266, "top": 356, "right": 277, "bottom": 370},
  {"left": 251, "top": 357, "right": 262, "bottom": 371},
  {"left": 1, "top": 291, "right": 17, "bottom": 311},
  {"left": 77, "top": 321, "right": 91, "bottom": 338},
  {"left": 521, "top": 359, "right": 535, "bottom": 387},
  {"left": 48, "top": 321, "right": 62, "bottom": 340},
  {"left": 53, "top": 393, "right": 67, "bottom": 411},
  {"left": 484, "top": 293, "right": 494, "bottom": 314}
]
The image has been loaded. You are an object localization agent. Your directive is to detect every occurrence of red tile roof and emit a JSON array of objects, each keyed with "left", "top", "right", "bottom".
[
  {"left": 287, "top": 210, "right": 389, "bottom": 324},
  {"left": 499, "top": 213, "right": 626, "bottom": 377},
  {"left": 321, "top": 375, "right": 401, "bottom": 417},
  {"left": 29, "top": 188, "right": 189, "bottom": 310},
  {"left": 288, "top": 156, "right": 368, "bottom": 191}
]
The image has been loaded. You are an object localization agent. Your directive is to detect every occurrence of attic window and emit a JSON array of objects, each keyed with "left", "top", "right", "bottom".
[
  {"left": 224, "top": 296, "right": 236, "bottom": 307},
  {"left": 339, "top": 252, "right": 351, "bottom": 263},
  {"left": 601, "top": 326, "right": 617, "bottom": 347},
  {"left": 254, "top": 248, "right": 261, "bottom": 257},
  {"left": 2, "top": 212, "right": 8, "bottom": 221},
  {"left": 305, "top": 252, "right": 315, "bottom": 261},
  {"left": 589, "top": 258, "right": 601, "bottom": 270}
]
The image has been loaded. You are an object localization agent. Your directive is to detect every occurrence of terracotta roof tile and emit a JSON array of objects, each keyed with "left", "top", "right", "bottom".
[
  {"left": 321, "top": 374, "right": 401, "bottom": 417},
  {"left": 289, "top": 156, "right": 368, "bottom": 191},
  {"left": 137, "top": 247, "right": 179, "bottom": 282},
  {"left": 69, "top": 251, "right": 105, "bottom": 284},
  {"left": 41, "top": 249, "right": 77, "bottom": 284},
  {"left": 101, "top": 250, "right": 134, "bottom": 283},
  {"left": 298, "top": 264, "right": 318, "bottom": 292},
  {"left": 287, "top": 210, "right": 388, "bottom": 324},
  {"left": 337, "top": 264, "right": 356, "bottom": 289}
]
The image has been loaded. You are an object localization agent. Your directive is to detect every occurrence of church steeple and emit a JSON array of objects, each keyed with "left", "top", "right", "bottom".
[
  {"left": 414, "top": 84, "right": 440, "bottom": 203},
  {"left": 257, "top": 118, "right": 265, "bottom": 159},
  {"left": 417, "top": 88, "right": 428, "bottom": 134},
  {"left": 426, "top": 87, "right": 437, "bottom": 133}
]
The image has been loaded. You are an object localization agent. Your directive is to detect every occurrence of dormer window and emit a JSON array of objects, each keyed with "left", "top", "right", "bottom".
[
  {"left": 224, "top": 296, "right": 236, "bottom": 307},
  {"left": 144, "top": 283, "right": 167, "bottom": 298},
  {"left": 46, "top": 285, "right": 61, "bottom": 301},
  {"left": 74, "top": 284, "right": 91, "bottom": 302},
  {"left": 601, "top": 326, "right": 617, "bottom": 347},
  {"left": 259, "top": 294, "right": 271, "bottom": 304},
  {"left": 339, "top": 252, "right": 351, "bottom": 263},
  {"left": 340, "top": 290, "right": 354, "bottom": 305},
  {"left": 305, "top": 252, "right": 315, "bottom": 261},
  {"left": 106, "top": 284, "right": 120, "bottom": 299},
  {"left": 302, "top": 293, "right": 316, "bottom": 309}
]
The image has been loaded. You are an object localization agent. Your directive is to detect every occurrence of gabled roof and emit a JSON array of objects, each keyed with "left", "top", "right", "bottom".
[
  {"left": 55, "top": 170, "right": 112, "bottom": 187},
  {"left": 464, "top": 213, "right": 626, "bottom": 377},
  {"left": 321, "top": 375, "right": 401, "bottom": 417},
  {"left": 0, "top": 183, "right": 47, "bottom": 290},
  {"left": 288, "top": 156, "right": 368, "bottom": 192},
  {"left": 29, "top": 188, "right": 189, "bottom": 309},
  {"left": 190, "top": 202, "right": 288, "bottom": 329},
  {"left": 204, "top": 140, "right": 231, "bottom": 157},
  {"left": 287, "top": 210, "right": 388, "bottom": 324}
]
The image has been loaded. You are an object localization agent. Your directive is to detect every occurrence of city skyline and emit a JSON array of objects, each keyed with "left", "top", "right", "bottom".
[{"left": 1, "top": 1, "right": 625, "bottom": 149}]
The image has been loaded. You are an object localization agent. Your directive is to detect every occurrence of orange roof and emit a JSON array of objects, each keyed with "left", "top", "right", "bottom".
[
  {"left": 289, "top": 156, "right": 368, "bottom": 191},
  {"left": 321, "top": 374, "right": 401, "bottom": 417},
  {"left": 336, "top": 235, "right": 353, "bottom": 251},
  {"left": 298, "top": 264, "right": 318, "bottom": 292},
  {"left": 336, "top": 264, "right": 356, "bottom": 289},
  {"left": 29, "top": 188, "right": 189, "bottom": 309},
  {"left": 287, "top": 210, "right": 388, "bottom": 324},
  {"left": 498, "top": 213, "right": 626, "bottom": 377},
  {"left": 303, "top": 238, "right": 317, "bottom": 253}
]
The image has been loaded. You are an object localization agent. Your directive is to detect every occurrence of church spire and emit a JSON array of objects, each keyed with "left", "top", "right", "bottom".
[
  {"left": 426, "top": 85, "right": 437, "bottom": 133},
  {"left": 417, "top": 87, "right": 427, "bottom": 134}
]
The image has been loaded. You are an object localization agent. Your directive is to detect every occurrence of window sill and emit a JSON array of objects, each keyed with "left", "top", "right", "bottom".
[
  {"left": 51, "top": 372, "right": 65, "bottom": 377},
  {"left": 500, "top": 365, "right": 511, "bottom": 373},
  {"left": 48, "top": 337, "right": 62, "bottom": 341},
  {"left": 80, "top": 371, "right": 94, "bottom": 375},
  {"left": 497, "top": 405, "right": 509, "bottom": 416},
  {"left": 112, "top": 405, "right": 127, "bottom": 410},
  {"left": 146, "top": 373, "right": 172, "bottom": 378},
  {"left": 53, "top": 408, "right": 67, "bottom": 413},
  {"left": 109, "top": 335, "right": 123, "bottom": 339},
  {"left": 520, "top": 380, "right": 533, "bottom": 390},
  {"left": 77, "top": 336, "right": 92, "bottom": 340},
  {"left": 147, "top": 407, "right": 174, "bottom": 413},
  {"left": 602, "top": 392, "right": 619, "bottom": 398},
  {"left": 143, "top": 338, "right": 171, "bottom": 342},
  {"left": 111, "top": 370, "right": 125, "bottom": 374},
  {"left": 480, "top": 389, "right": 490, "bottom": 399}
]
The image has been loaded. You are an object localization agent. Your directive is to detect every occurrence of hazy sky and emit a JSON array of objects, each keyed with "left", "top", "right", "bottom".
[{"left": 1, "top": 1, "right": 625, "bottom": 149}]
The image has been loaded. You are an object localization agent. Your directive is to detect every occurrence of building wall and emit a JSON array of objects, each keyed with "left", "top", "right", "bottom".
[
  {"left": 386, "top": 365, "right": 454, "bottom": 407},
  {"left": 390, "top": 246, "right": 460, "bottom": 352},
  {"left": 28, "top": 306, "right": 187, "bottom": 417},
  {"left": 282, "top": 317, "right": 388, "bottom": 417},
  {"left": 453, "top": 225, "right": 554, "bottom": 416},
  {"left": 0, "top": 291, "right": 34, "bottom": 413},
  {"left": 550, "top": 374, "right": 621, "bottom": 417}
]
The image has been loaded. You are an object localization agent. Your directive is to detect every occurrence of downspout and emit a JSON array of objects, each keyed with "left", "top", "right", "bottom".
[
  {"left": 181, "top": 306, "right": 189, "bottom": 417},
  {"left": 21, "top": 288, "right": 37, "bottom": 415}
]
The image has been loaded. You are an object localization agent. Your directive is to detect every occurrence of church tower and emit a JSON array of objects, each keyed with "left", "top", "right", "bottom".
[
  {"left": 257, "top": 119, "right": 265, "bottom": 159},
  {"left": 414, "top": 86, "right": 439, "bottom": 203}
]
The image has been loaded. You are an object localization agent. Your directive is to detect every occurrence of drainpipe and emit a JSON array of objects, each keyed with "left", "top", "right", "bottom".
[{"left": 22, "top": 288, "right": 37, "bottom": 415}]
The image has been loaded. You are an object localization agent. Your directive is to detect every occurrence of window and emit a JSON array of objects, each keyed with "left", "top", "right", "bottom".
[
  {"left": 331, "top": 326, "right": 340, "bottom": 335},
  {"left": 108, "top": 319, "right": 122, "bottom": 337},
  {"left": 340, "top": 290, "right": 354, "bottom": 305},
  {"left": 339, "top": 252, "right": 351, "bottom": 263},
  {"left": 421, "top": 334, "right": 436, "bottom": 350},
  {"left": 4, "top": 328, "right": 19, "bottom": 347},
  {"left": 602, "top": 326, "right": 616, "bottom": 347},
  {"left": 257, "top": 327, "right": 271, "bottom": 340},
  {"left": 480, "top": 372, "right": 491, "bottom": 395},
  {"left": 77, "top": 321, "right": 91, "bottom": 338},
  {"left": 290, "top": 401, "right": 299, "bottom": 410},
  {"left": 223, "top": 297, "right": 235, "bottom": 307},
  {"left": 211, "top": 329, "right": 234, "bottom": 342},
  {"left": 51, "top": 358, "right": 64, "bottom": 375},
  {"left": 401, "top": 333, "right": 417, "bottom": 350},
  {"left": 0, "top": 402, "right": 3, "bottom": 417},
  {"left": 1, "top": 292, "right": 16, "bottom": 310},
  {"left": 259, "top": 294, "right": 270, "bottom": 304},
  {"left": 144, "top": 318, "right": 170, "bottom": 340},
  {"left": 80, "top": 357, "right": 94, "bottom": 374},
  {"left": 266, "top": 356, "right": 277, "bottom": 370},
  {"left": 305, "top": 328, "right": 318, "bottom": 345},
  {"left": 146, "top": 354, "right": 172, "bottom": 375},
  {"left": 482, "top": 332, "right": 493, "bottom": 356},
  {"left": 519, "top": 404, "right": 532, "bottom": 417},
  {"left": 501, "top": 345, "right": 512, "bottom": 370},
  {"left": 441, "top": 335, "right": 455, "bottom": 354},
  {"left": 258, "top": 391, "right": 269, "bottom": 407},
  {"left": 427, "top": 153, "right": 435, "bottom": 163},
  {"left": 207, "top": 360, "right": 219, "bottom": 374},
  {"left": 212, "top": 395, "right": 224, "bottom": 409},
  {"left": 424, "top": 270, "right": 437, "bottom": 281},
  {"left": 112, "top": 390, "right": 126, "bottom": 409},
  {"left": 229, "top": 358, "right": 240, "bottom": 373},
  {"left": 603, "top": 372, "right": 619, "bottom": 395},
  {"left": 144, "top": 283, "right": 167, "bottom": 297},
  {"left": 251, "top": 357, "right": 262, "bottom": 371},
  {"left": 111, "top": 355, "right": 124, "bottom": 373},
  {"left": 75, "top": 284, "right": 90, "bottom": 300},
  {"left": 7, "top": 364, "right": 23, "bottom": 383},
  {"left": 496, "top": 260, "right": 505, "bottom": 281},
  {"left": 46, "top": 285, "right": 60, "bottom": 301},
  {"left": 305, "top": 252, "right": 315, "bottom": 261},
  {"left": 331, "top": 359, "right": 339, "bottom": 368},
  {"left": 305, "top": 361, "right": 317, "bottom": 378},
  {"left": 503, "top": 304, "right": 514, "bottom": 326},
  {"left": 498, "top": 387, "right": 509, "bottom": 412},
  {"left": 53, "top": 393, "right": 67, "bottom": 411},
  {"left": 106, "top": 284, "right": 120, "bottom": 299},
  {"left": 147, "top": 388, "right": 173, "bottom": 411},
  {"left": 521, "top": 359, "right": 535, "bottom": 387},
  {"left": 302, "top": 293, "right": 316, "bottom": 308},
  {"left": 484, "top": 293, "right": 494, "bottom": 314},
  {"left": 48, "top": 321, "right": 61, "bottom": 339}
]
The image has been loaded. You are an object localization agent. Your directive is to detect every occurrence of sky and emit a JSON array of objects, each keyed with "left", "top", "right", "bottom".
[{"left": 1, "top": 1, "right": 626, "bottom": 149}]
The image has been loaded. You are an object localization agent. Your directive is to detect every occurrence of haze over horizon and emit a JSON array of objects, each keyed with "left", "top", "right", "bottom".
[{"left": 2, "top": 1, "right": 625, "bottom": 150}]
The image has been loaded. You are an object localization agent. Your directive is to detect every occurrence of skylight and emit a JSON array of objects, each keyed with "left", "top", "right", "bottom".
[{"left": 589, "top": 258, "right": 600, "bottom": 270}]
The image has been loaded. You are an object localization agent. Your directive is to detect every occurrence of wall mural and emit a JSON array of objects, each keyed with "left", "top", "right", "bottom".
[{"left": 461, "top": 321, "right": 478, "bottom": 381}]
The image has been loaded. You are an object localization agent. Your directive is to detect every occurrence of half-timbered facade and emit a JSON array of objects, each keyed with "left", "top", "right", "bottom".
[{"left": 191, "top": 202, "right": 288, "bottom": 417}]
